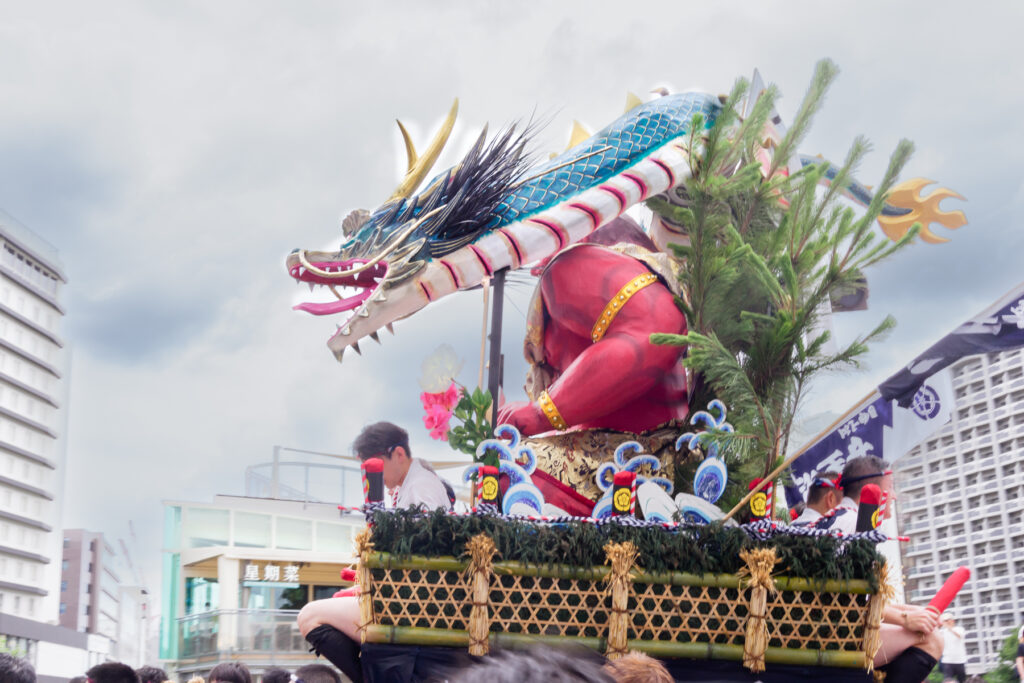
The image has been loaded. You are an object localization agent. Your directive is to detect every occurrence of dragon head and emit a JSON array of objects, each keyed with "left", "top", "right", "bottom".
[{"left": 287, "top": 100, "right": 533, "bottom": 361}]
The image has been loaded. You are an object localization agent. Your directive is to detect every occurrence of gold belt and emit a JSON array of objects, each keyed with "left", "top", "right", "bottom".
[{"left": 590, "top": 272, "right": 659, "bottom": 343}]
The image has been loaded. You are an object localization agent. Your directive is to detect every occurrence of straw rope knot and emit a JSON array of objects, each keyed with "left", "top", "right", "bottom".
[
  {"left": 862, "top": 560, "right": 895, "bottom": 673},
  {"left": 738, "top": 547, "right": 779, "bottom": 673},
  {"left": 463, "top": 534, "right": 499, "bottom": 655},
  {"left": 603, "top": 541, "right": 639, "bottom": 660}
]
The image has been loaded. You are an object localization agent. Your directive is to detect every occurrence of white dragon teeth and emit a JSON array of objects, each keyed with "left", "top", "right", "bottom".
[
  {"left": 308, "top": 282, "right": 315, "bottom": 292},
  {"left": 341, "top": 325, "right": 351, "bottom": 335},
  {"left": 352, "top": 342, "right": 362, "bottom": 356},
  {"left": 333, "top": 348, "right": 345, "bottom": 363},
  {"left": 369, "top": 331, "right": 381, "bottom": 344},
  {"left": 358, "top": 308, "right": 370, "bottom": 317},
  {"left": 374, "top": 290, "right": 387, "bottom": 302},
  {"left": 385, "top": 323, "right": 395, "bottom": 335}
]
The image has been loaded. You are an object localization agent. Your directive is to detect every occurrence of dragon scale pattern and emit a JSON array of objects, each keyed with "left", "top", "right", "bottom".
[{"left": 493, "top": 93, "right": 722, "bottom": 228}]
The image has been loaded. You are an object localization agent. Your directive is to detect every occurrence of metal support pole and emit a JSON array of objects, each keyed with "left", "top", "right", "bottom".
[{"left": 486, "top": 269, "right": 507, "bottom": 429}]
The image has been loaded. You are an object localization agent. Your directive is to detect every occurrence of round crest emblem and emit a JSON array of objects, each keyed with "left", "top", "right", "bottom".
[
  {"left": 749, "top": 491, "right": 767, "bottom": 518},
  {"left": 911, "top": 384, "right": 941, "bottom": 420}
]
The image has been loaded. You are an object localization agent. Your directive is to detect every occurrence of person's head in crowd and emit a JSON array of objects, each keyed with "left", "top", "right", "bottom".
[
  {"left": 806, "top": 470, "right": 842, "bottom": 514},
  {"left": 86, "top": 662, "right": 140, "bottom": 683},
  {"left": 208, "top": 662, "right": 252, "bottom": 683},
  {"left": 447, "top": 645, "right": 613, "bottom": 683},
  {"left": 941, "top": 611, "right": 955, "bottom": 627},
  {"left": 603, "top": 651, "right": 674, "bottom": 683},
  {"left": 840, "top": 456, "right": 892, "bottom": 504},
  {"left": 136, "top": 666, "right": 168, "bottom": 683},
  {"left": 0, "top": 653, "right": 36, "bottom": 683},
  {"left": 353, "top": 421, "right": 413, "bottom": 489},
  {"left": 293, "top": 664, "right": 341, "bottom": 683},
  {"left": 262, "top": 668, "right": 292, "bottom": 683}
]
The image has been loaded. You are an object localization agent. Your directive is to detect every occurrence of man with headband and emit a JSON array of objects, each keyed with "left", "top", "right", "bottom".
[
  {"left": 815, "top": 456, "right": 944, "bottom": 681},
  {"left": 813, "top": 456, "right": 893, "bottom": 534},
  {"left": 791, "top": 470, "right": 842, "bottom": 526}
]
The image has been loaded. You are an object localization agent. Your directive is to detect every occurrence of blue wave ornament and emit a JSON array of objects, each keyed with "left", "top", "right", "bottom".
[{"left": 693, "top": 457, "right": 728, "bottom": 503}]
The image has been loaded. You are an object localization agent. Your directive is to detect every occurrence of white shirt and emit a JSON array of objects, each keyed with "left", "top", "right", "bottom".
[
  {"left": 393, "top": 458, "right": 452, "bottom": 511},
  {"left": 812, "top": 496, "right": 858, "bottom": 534},
  {"left": 941, "top": 625, "right": 967, "bottom": 664},
  {"left": 790, "top": 507, "right": 822, "bottom": 527}
]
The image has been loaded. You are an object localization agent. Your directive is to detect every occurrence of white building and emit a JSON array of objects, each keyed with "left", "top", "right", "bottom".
[
  {"left": 0, "top": 210, "right": 68, "bottom": 623},
  {"left": 895, "top": 348, "right": 1024, "bottom": 674},
  {"left": 0, "top": 212, "right": 113, "bottom": 680},
  {"left": 60, "top": 529, "right": 152, "bottom": 667}
]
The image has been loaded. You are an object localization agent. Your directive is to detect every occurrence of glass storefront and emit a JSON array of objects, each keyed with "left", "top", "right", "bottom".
[
  {"left": 239, "top": 582, "right": 345, "bottom": 610},
  {"left": 185, "top": 577, "right": 219, "bottom": 615}
]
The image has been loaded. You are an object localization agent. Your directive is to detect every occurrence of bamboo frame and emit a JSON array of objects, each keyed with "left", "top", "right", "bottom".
[{"left": 362, "top": 547, "right": 879, "bottom": 670}]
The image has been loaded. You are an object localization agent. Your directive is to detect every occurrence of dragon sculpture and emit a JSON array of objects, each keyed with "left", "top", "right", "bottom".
[{"left": 287, "top": 85, "right": 965, "bottom": 510}]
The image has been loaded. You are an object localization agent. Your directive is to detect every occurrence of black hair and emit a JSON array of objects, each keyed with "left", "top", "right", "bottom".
[
  {"left": 841, "top": 456, "right": 889, "bottom": 500},
  {"left": 293, "top": 664, "right": 342, "bottom": 683},
  {"left": 86, "top": 662, "right": 141, "bottom": 683},
  {"left": 353, "top": 422, "right": 411, "bottom": 460},
  {"left": 262, "top": 669, "right": 291, "bottom": 683},
  {"left": 136, "top": 666, "right": 168, "bottom": 683},
  {"left": 447, "top": 645, "right": 613, "bottom": 683},
  {"left": 0, "top": 653, "right": 36, "bottom": 683},
  {"left": 807, "top": 470, "right": 841, "bottom": 506},
  {"left": 209, "top": 662, "right": 252, "bottom": 683}
]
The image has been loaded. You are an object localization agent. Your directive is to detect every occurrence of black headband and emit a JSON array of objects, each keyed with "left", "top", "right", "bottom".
[{"left": 839, "top": 469, "right": 891, "bottom": 487}]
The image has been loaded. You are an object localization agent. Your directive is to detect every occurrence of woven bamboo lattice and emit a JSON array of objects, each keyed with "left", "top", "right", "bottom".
[
  {"left": 489, "top": 573, "right": 609, "bottom": 638},
  {"left": 766, "top": 589, "right": 866, "bottom": 651},
  {"left": 361, "top": 541, "right": 882, "bottom": 669},
  {"left": 630, "top": 580, "right": 746, "bottom": 644},
  {"left": 369, "top": 566, "right": 471, "bottom": 631}
]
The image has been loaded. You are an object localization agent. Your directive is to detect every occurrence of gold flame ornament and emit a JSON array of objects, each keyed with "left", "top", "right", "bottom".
[{"left": 878, "top": 177, "right": 967, "bottom": 244}]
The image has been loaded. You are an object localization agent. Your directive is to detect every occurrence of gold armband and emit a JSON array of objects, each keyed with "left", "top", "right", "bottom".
[
  {"left": 591, "top": 272, "right": 659, "bottom": 343},
  {"left": 538, "top": 390, "right": 568, "bottom": 430}
]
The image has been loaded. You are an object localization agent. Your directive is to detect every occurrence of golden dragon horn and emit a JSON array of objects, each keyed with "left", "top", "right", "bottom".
[{"left": 387, "top": 99, "right": 459, "bottom": 202}]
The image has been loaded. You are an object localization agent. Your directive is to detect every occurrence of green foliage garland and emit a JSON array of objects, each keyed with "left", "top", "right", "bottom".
[{"left": 368, "top": 508, "right": 882, "bottom": 589}]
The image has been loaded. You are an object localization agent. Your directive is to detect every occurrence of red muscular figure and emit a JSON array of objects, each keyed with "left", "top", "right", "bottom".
[{"left": 497, "top": 221, "right": 689, "bottom": 436}]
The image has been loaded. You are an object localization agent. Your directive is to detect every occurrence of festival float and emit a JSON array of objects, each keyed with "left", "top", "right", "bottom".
[{"left": 286, "top": 60, "right": 969, "bottom": 681}]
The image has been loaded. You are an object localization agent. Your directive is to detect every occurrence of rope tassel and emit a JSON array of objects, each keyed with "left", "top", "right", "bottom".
[
  {"left": 862, "top": 560, "right": 895, "bottom": 673},
  {"left": 603, "top": 541, "right": 639, "bottom": 660},
  {"left": 739, "top": 547, "right": 779, "bottom": 673},
  {"left": 464, "top": 534, "right": 499, "bottom": 655}
]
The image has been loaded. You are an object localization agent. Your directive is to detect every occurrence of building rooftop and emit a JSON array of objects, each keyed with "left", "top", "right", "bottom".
[{"left": 0, "top": 209, "right": 66, "bottom": 281}]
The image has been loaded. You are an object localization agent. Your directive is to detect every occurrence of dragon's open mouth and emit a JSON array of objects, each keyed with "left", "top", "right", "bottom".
[{"left": 289, "top": 258, "right": 388, "bottom": 316}]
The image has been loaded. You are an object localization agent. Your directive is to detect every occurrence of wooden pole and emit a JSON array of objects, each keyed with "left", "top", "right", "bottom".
[
  {"left": 486, "top": 269, "right": 507, "bottom": 429},
  {"left": 479, "top": 276, "right": 490, "bottom": 389},
  {"left": 722, "top": 389, "right": 878, "bottom": 522}
]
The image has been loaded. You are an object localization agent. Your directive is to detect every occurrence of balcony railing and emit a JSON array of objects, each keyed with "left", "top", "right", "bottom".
[{"left": 177, "top": 609, "right": 308, "bottom": 659}]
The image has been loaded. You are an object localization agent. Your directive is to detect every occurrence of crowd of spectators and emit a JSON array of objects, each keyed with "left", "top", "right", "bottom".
[{"left": 0, "top": 649, "right": 675, "bottom": 683}]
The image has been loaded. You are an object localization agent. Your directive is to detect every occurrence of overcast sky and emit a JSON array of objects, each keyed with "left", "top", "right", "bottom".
[{"left": 1, "top": 1, "right": 1022, "bottom": 616}]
